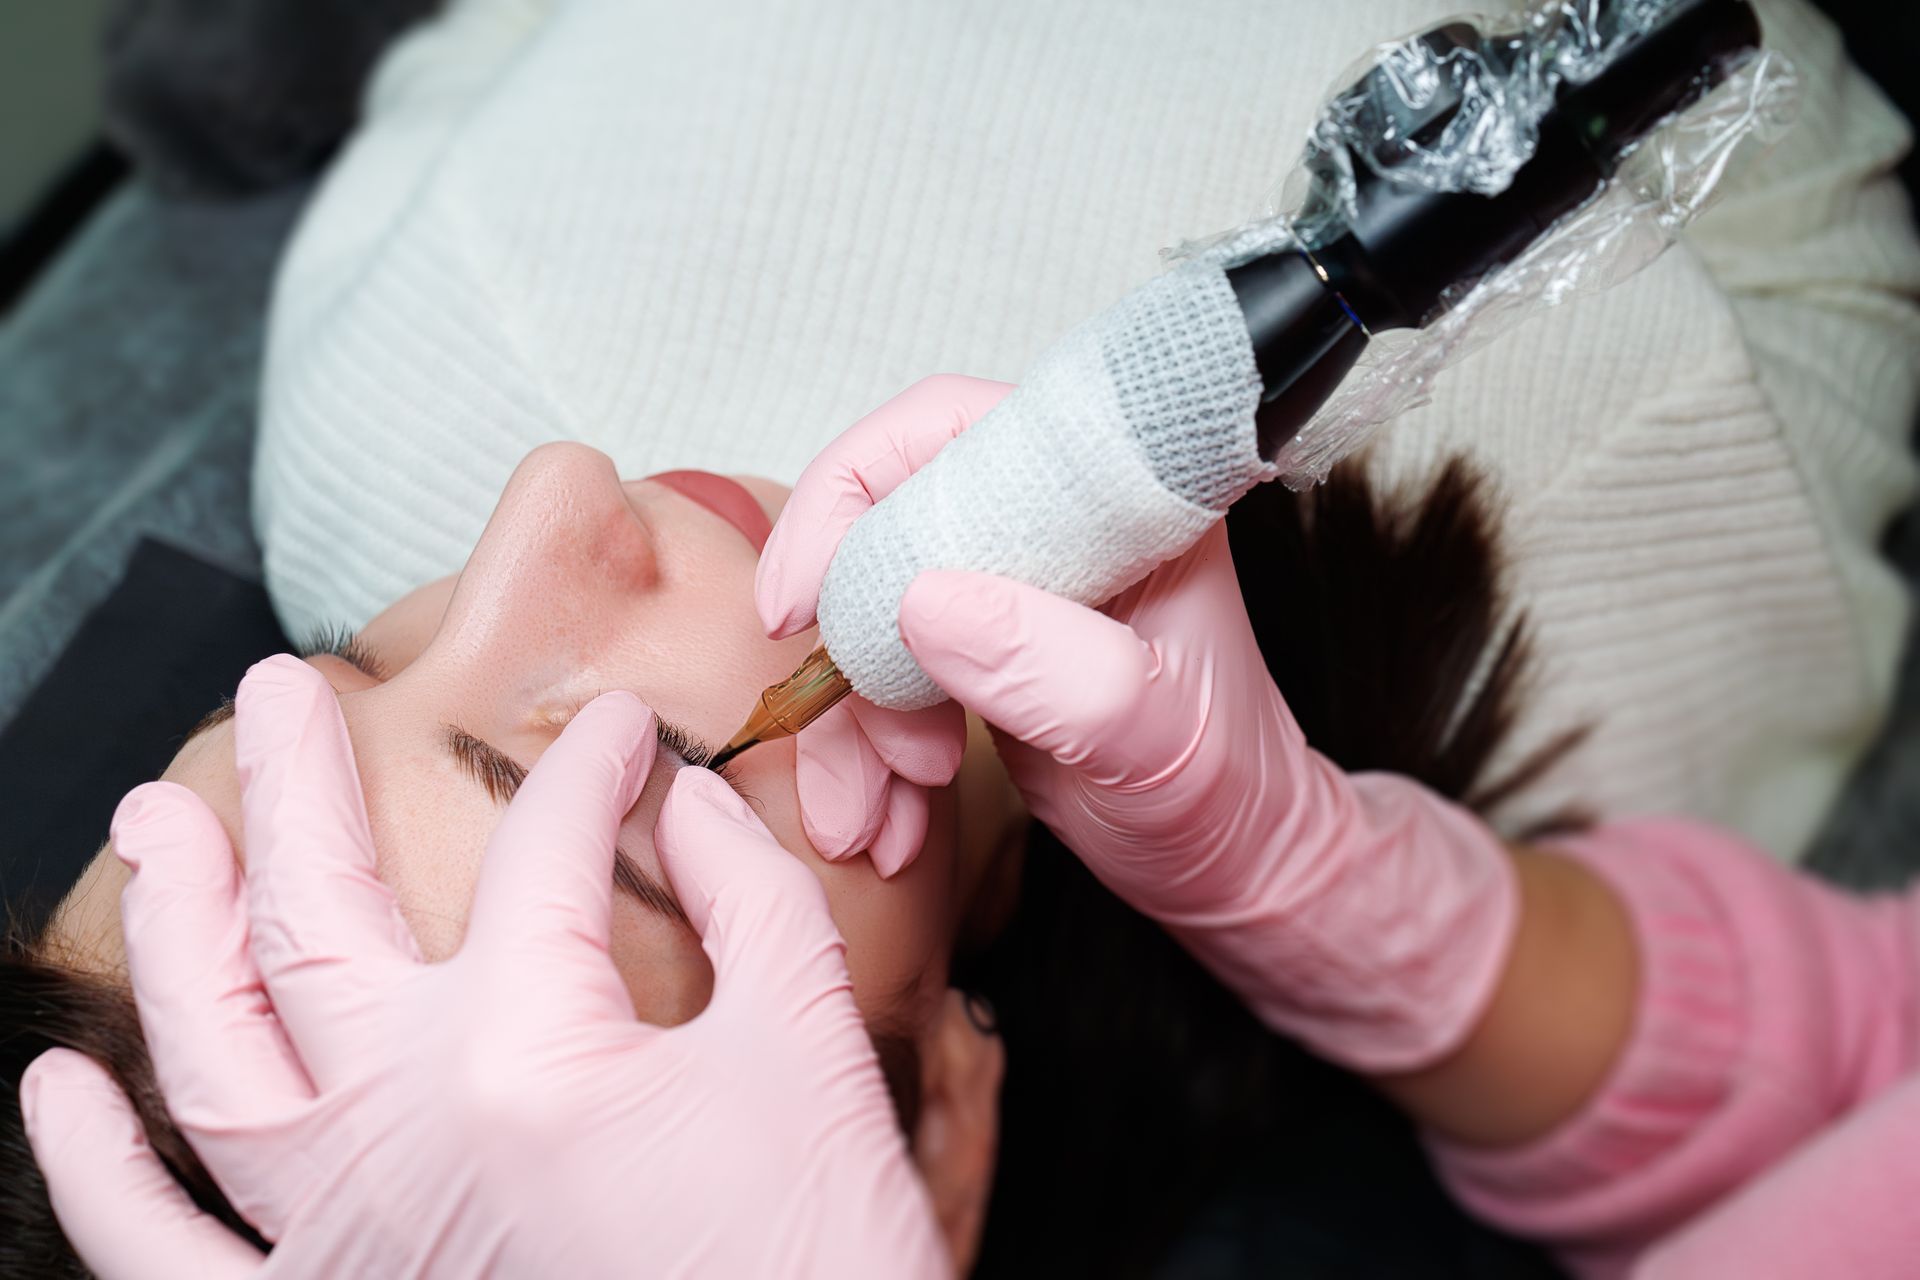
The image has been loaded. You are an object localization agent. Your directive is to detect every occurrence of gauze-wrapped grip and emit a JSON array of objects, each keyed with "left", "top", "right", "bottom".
[{"left": 816, "top": 257, "right": 1274, "bottom": 711}]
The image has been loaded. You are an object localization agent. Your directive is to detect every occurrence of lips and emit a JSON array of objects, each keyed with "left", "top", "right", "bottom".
[{"left": 645, "top": 470, "right": 774, "bottom": 553}]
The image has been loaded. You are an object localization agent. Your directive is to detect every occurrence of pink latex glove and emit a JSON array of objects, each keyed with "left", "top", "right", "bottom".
[
  {"left": 20, "top": 656, "right": 945, "bottom": 1279},
  {"left": 765, "top": 382, "right": 1518, "bottom": 1073},
  {"left": 755, "top": 377, "right": 1009, "bottom": 876}
]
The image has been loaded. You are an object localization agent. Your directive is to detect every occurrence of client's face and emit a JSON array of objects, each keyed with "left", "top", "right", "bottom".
[
  {"left": 160, "top": 443, "right": 961, "bottom": 1033},
  {"left": 50, "top": 442, "right": 1009, "bottom": 1266}
]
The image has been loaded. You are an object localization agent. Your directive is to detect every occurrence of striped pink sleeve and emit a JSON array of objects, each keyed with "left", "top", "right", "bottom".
[{"left": 1427, "top": 818, "right": 1920, "bottom": 1279}]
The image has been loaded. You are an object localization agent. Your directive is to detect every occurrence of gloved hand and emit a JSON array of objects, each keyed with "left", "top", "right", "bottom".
[
  {"left": 760, "top": 378, "right": 1518, "bottom": 1073},
  {"left": 20, "top": 656, "right": 945, "bottom": 1279},
  {"left": 756, "top": 377, "right": 1006, "bottom": 876}
]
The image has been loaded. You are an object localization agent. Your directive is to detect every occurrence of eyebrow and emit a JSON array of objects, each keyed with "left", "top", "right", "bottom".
[
  {"left": 175, "top": 638, "right": 702, "bottom": 929},
  {"left": 444, "top": 725, "right": 689, "bottom": 926}
]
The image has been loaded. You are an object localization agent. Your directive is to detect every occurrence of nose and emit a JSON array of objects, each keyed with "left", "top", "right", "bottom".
[
  {"left": 509, "top": 442, "right": 662, "bottom": 580},
  {"left": 438, "top": 443, "right": 663, "bottom": 639}
]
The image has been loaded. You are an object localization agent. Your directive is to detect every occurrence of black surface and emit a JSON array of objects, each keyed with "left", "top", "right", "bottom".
[
  {"left": 0, "top": 143, "right": 127, "bottom": 317},
  {"left": 1810, "top": 0, "right": 1920, "bottom": 198},
  {"left": 0, "top": 181, "right": 309, "bottom": 734},
  {"left": 0, "top": 539, "right": 290, "bottom": 929},
  {"left": 1227, "top": 250, "right": 1370, "bottom": 459},
  {"left": 102, "top": 0, "right": 446, "bottom": 198},
  {"left": 1301, "top": 0, "right": 1760, "bottom": 332}
]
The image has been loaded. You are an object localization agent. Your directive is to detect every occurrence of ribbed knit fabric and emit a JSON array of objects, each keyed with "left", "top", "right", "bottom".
[
  {"left": 1430, "top": 818, "right": 1920, "bottom": 1278},
  {"left": 1636, "top": 1075, "right": 1920, "bottom": 1278},
  {"left": 253, "top": 0, "right": 1920, "bottom": 860}
]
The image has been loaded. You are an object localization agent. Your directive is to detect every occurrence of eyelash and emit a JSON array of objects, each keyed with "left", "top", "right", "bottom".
[
  {"left": 299, "top": 626, "right": 389, "bottom": 680},
  {"left": 653, "top": 717, "right": 745, "bottom": 786},
  {"left": 657, "top": 719, "right": 711, "bottom": 767}
]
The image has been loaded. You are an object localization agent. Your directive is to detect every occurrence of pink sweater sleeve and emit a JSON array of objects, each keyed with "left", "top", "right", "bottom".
[
  {"left": 1635, "top": 1073, "right": 1920, "bottom": 1278},
  {"left": 1427, "top": 818, "right": 1920, "bottom": 1279}
]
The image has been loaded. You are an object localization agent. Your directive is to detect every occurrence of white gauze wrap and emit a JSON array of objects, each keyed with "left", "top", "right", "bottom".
[{"left": 817, "top": 253, "right": 1278, "bottom": 710}]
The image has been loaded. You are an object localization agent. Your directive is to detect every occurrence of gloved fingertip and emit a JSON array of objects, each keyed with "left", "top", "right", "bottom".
[
  {"left": 897, "top": 569, "right": 954, "bottom": 626},
  {"left": 752, "top": 557, "right": 793, "bottom": 636},
  {"left": 898, "top": 573, "right": 1024, "bottom": 697},
  {"left": 567, "top": 690, "right": 659, "bottom": 809},
  {"left": 864, "top": 782, "right": 928, "bottom": 880},
  {"left": 927, "top": 703, "right": 970, "bottom": 782},
  {"left": 847, "top": 698, "right": 967, "bottom": 786},
  {"left": 794, "top": 722, "right": 889, "bottom": 857},
  {"left": 109, "top": 782, "right": 214, "bottom": 874},
  {"left": 18, "top": 1048, "right": 117, "bottom": 1141},
  {"left": 799, "top": 806, "right": 863, "bottom": 861},
  {"left": 239, "top": 652, "right": 324, "bottom": 699},
  {"left": 664, "top": 763, "right": 756, "bottom": 824},
  {"left": 657, "top": 768, "right": 782, "bottom": 933},
  {"left": 795, "top": 782, "right": 883, "bottom": 861},
  {"left": 232, "top": 654, "right": 334, "bottom": 765},
  {"left": 16, "top": 1054, "right": 47, "bottom": 1132},
  {"left": 755, "top": 537, "right": 827, "bottom": 640},
  {"left": 868, "top": 833, "right": 916, "bottom": 880},
  {"left": 899, "top": 571, "right": 1006, "bottom": 653}
]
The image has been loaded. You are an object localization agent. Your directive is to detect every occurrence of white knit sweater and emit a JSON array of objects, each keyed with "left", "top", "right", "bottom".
[{"left": 256, "top": 0, "right": 1920, "bottom": 861}]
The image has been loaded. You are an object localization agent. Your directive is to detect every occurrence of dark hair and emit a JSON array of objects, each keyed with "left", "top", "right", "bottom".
[
  {"left": 959, "top": 457, "right": 1585, "bottom": 1278},
  {"left": 0, "top": 923, "right": 266, "bottom": 1278}
]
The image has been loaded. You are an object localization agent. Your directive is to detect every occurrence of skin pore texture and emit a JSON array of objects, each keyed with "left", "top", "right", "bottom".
[{"left": 42, "top": 443, "right": 1021, "bottom": 1267}]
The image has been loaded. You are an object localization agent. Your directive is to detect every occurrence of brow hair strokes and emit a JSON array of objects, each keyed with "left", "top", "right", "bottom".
[{"left": 961, "top": 455, "right": 1589, "bottom": 1278}]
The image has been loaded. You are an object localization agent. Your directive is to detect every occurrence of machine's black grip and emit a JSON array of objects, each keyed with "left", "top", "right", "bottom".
[
  {"left": 1313, "top": 0, "right": 1763, "bottom": 332},
  {"left": 1228, "top": 0, "right": 1763, "bottom": 457}
]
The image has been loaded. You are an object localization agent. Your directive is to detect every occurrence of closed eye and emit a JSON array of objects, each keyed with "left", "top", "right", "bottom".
[{"left": 300, "top": 626, "right": 389, "bottom": 680}]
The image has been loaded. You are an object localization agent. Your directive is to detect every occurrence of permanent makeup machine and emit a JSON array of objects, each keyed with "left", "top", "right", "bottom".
[{"left": 713, "top": 0, "right": 1794, "bottom": 766}]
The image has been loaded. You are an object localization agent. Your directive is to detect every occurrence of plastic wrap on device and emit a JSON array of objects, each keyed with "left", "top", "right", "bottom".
[{"left": 1170, "top": 0, "right": 1799, "bottom": 488}]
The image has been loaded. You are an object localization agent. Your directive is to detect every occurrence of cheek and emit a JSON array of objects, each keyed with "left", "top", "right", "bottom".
[
  {"left": 823, "top": 786, "right": 957, "bottom": 1026},
  {"left": 607, "top": 898, "right": 715, "bottom": 1025},
  {"left": 730, "top": 743, "right": 956, "bottom": 1025}
]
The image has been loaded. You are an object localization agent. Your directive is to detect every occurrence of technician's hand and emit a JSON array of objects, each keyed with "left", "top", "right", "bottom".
[
  {"left": 756, "top": 377, "right": 1013, "bottom": 877},
  {"left": 20, "top": 657, "right": 946, "bottom": 1279},
  {"left": 761, "top": 379, "right": 1514, "bottom": 1074}
]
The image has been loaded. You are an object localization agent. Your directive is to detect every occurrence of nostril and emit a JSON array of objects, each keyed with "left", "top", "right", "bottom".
[{"left": 590, "top": 497, "right": 664, "bottom": 592}]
